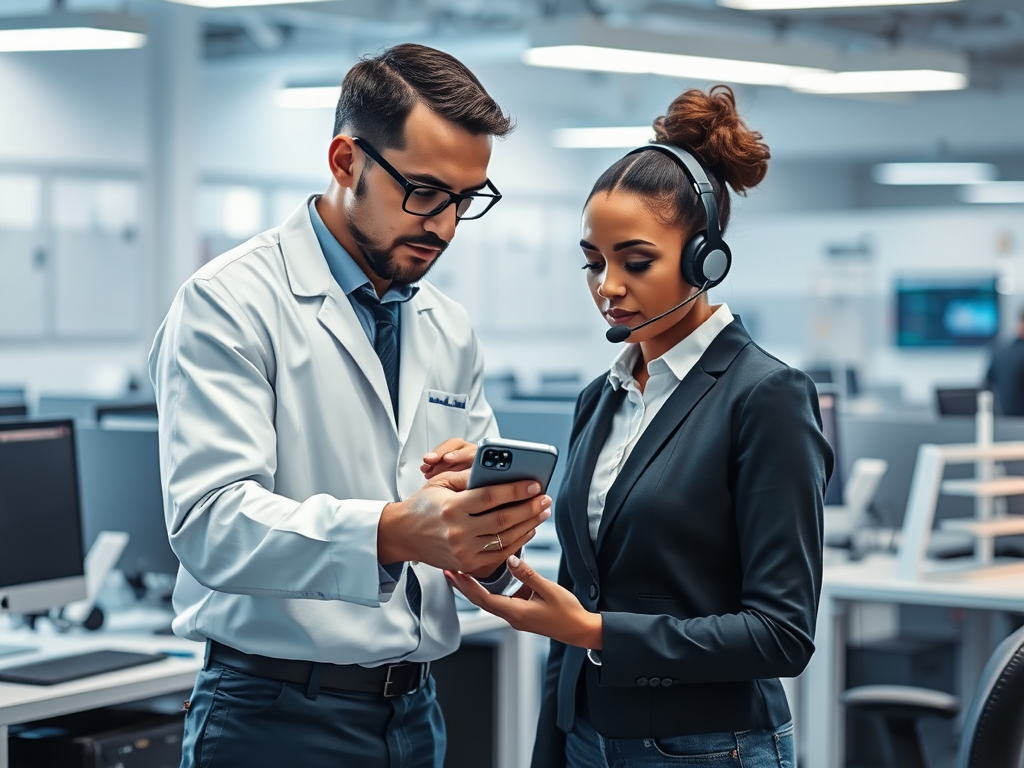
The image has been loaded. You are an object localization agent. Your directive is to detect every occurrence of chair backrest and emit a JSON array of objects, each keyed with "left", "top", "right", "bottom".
[{"left": 957, "top": 623, "right": 1024, "bottom": 768}]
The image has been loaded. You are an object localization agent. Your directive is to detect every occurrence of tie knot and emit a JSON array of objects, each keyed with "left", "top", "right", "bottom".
[{"left": 352, "top": 286, "right": 398, "bottom": 326}]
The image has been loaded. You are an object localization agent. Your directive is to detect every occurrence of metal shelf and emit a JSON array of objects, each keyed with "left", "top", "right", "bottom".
[
  {"left": 939, "top": 516, "right": 1024, "bottom": 537},
  {"left": 941, "top": 477, "right": 1024, "bottom": 497}
]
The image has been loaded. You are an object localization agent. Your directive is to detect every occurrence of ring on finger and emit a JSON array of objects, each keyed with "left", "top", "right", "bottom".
[{"left": 482, "top": 534, "right": 503, "bottom": 552}]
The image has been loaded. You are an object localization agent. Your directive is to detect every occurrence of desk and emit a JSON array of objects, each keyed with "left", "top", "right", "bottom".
[
  {"left": 803, "top": 553, "right": 1024, "bottom": 768},
  {"left": 0, "top": 611, "right": 539, "bottom": 768}
]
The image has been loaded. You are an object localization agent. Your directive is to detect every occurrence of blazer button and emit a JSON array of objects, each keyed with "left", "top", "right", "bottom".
[
  {"left": 636, "top": 677, "right": 648, "bottom": 687},
  {"left": 589, "top": 584, "right": 598, "bottom": 600},
  {"left": 660, "top": 678, "right": 673, "bottom": 687},
  {"left": 648, "top": 676, "right": 661, "bottom": 687}
]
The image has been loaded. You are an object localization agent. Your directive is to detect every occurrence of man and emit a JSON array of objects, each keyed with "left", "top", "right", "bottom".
[
  {"left": 986, "top": 308, "right": 1024, "bottom": 417},
  {"left": 149, "top": 44, "right": 550, "bottom": 768}
]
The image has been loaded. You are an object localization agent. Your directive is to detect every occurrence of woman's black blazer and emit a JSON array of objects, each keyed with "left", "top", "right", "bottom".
[{"left": 532, "top": 318, "right": 833, "bottom": 768}]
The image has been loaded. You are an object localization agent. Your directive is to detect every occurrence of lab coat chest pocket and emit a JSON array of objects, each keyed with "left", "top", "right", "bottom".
[{"left": 423, "top": 389, "right": 469, "bottom": 448}]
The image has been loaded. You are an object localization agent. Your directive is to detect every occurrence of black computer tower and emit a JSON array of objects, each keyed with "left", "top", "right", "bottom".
[
  {"left": 432, "top": 638, "right": 498, "bottom": 768},
  {"left": 9, "top": 708, "right": 184, "bottom": 768}
]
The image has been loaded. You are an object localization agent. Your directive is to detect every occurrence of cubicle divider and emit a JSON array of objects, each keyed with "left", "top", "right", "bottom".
[{"left": 837, "top": 413, "right": 1024, "bottom": 533}]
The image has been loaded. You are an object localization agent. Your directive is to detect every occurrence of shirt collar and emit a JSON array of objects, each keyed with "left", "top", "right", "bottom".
[
  {"left": 307, "top": 197, "right": 417, "bottom": 304},
  {"left": 608, "top": 303, "right": 735, "bottom": 390}
]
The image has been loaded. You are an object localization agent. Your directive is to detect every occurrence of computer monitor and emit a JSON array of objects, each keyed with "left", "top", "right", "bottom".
[
  {"left": 0, "top": 402, "right": 28, "bottom": 419},
  {"left": 492, "top": 401, "right": 574, "bottom": 503},
  {"left": 76, "top": 425, "right": 179, "bottom": 581},
  {"left": 94, "top": 402, "right": 158, "bottom": 426},
  {"left": 818, "top": 390, "right": 844, "bottom": 506},
  {"left": 0, "top": 420, "right": 87, "bottom": 615},
  {"left": 490, "top": 401, "right": 574, "bottom": 580},
  {"left": 895, "top": 276, "right": 999, "bottom": 347}
]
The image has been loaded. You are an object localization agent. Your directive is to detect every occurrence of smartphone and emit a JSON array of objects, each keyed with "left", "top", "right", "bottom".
[
  {"left": 466, "top": 437, "right": 558, "bottom": 597},
  {"left": 467, "top": 437, "right": 559, "bottom": 497}
]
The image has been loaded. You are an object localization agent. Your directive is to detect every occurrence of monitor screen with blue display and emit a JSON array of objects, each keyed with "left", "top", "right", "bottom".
[{"left": 895, "top": 276, "right": 999, "bottom": 347}]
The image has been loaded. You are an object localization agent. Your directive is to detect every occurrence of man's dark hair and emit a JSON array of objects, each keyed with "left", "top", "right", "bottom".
[{"left": 333, "top": 43, "right": 514, "bottom": 150}]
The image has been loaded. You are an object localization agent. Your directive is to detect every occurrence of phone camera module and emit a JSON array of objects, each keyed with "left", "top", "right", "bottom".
[{"left": 482, "top": 449, "right": 512, "bottom": 471}]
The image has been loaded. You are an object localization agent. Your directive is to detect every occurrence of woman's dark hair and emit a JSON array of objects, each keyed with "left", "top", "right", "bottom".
[
  {"left": 587, "top": 85, "right": 770, "bottom": 235},
  {"left": 333, "top": 43, "right": 514, "bottom": 150}
]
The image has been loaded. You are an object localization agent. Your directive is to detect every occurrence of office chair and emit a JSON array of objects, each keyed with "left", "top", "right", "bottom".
[{"left": 840, "top": 622, "right": 1024, "bottom": 768}]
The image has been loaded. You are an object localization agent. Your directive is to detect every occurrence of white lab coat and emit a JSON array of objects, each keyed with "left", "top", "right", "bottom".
[{"left": 149, "top": 200, "right": 498, "bottom": 665}]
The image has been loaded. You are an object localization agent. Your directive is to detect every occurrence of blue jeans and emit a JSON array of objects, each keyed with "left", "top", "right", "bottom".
[
  {"left": 566, "top": 716, "right": 796, "bottom": 768},
  {"left": 180, "top": 664, "right": 446, "bottom": 768}
]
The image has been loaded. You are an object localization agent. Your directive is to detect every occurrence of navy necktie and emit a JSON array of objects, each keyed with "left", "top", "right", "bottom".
[
  {"left": 352, "top": 286, "right": 400, "bottom": 424},
  {"left": 350, "top": 287, "right": 421, "bottom": 619}
]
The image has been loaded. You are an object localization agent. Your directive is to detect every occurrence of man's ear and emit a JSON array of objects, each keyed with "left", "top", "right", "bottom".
[{"left": 328, "top": 135, "right": 359, "bottom": 190}]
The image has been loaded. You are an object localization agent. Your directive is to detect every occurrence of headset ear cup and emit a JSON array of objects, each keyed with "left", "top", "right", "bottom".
[
  {"left": 681, "top": 231, "right": 706, "bottom": 287},
  {"left": 704, "top": 244, "right": 731, "bottom": 286}
]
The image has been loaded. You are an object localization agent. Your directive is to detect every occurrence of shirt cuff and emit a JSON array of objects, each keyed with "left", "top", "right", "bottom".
[
  {"left": 378, "top": 561, "right": 403, "bottom": 601},
  {"left": 477, "top": 563, "right": 517, "bottom": 595}
]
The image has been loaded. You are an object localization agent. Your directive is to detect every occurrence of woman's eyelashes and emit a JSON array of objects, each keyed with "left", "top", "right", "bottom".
[{"left": 580, "top": 259, "right": 654, "bottom": 273}]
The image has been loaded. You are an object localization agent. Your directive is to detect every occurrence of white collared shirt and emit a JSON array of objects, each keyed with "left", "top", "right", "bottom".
[{"left": 587, "top": 304, "right": 735, "bottom": 541}]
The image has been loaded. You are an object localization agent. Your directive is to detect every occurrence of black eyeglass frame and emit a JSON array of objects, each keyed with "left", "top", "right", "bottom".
[{"left": 352, "top": 137, "right": 502, "bottom": 221}]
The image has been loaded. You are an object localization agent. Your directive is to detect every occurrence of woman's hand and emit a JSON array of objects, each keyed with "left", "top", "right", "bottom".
[
  {"left": 446, "top": 556, "right": 603, "bottom": 650},
  {"left": 421, "top": 438, "right": 477, "bottom": 478}
]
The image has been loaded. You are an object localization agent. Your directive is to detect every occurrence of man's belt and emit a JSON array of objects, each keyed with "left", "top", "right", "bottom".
[{"left": 206, "top": 640, "right": 429, "bottom": 698}]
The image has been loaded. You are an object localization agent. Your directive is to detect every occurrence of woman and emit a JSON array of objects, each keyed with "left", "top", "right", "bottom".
[{"left": 446, "top": 85, "right": 832, "bottom": 768}]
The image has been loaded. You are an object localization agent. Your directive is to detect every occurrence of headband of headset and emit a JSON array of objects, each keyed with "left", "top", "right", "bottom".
[{"left": 624, "top": 143, "right": 726, "bottom": 257}]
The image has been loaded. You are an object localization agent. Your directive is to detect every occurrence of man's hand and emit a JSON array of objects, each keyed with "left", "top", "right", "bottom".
[
  {"left": 378, "top": 471, "right": 551, "bottom": 575},
  {"left": 421, "top": 438, "right": 476, "bottom": 478},
  {"left": 446, "top": 556, "right": 603, "bottom": 650}
]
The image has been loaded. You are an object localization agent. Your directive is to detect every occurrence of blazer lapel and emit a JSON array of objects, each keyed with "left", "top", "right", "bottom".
[
  {"left": 397, "top": 295, "right": 439, "bottom": 447},
  {"left": 564, "top": 382, "right": 625, "bottom": 581},
  {"left": 594, "top": 319, "right": 753, "bottom": 552}
]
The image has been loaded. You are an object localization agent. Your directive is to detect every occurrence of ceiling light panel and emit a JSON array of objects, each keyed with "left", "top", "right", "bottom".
[
  {"left": 525, "top": 17, "right": 968, "bottom": 95},
  {"left": 276, "top": 86, "right": 340, "bottom": 109},
  {"left": 524, "top": 46, "right": 831, "bottom": 87},
  {"left": 790, "top": 69, "right": 967, "bottom": 93},
  {"left": 873, "top": 163, "right": 997, "bottom": 185},
  {"left": 959, "top": 182, "right": 1024, "bottom": 205},
  {"left": 166, "top": 0, "right": 335, "bottom": 7},
  {"left": 551, "top": 127, "right": 656, "bottom": 149},
  {"left": 718, "top": 0, "right": 960, "bottom": 10},
  {"left": 0, "top": 13, "right": 146, "bottom": 52}
]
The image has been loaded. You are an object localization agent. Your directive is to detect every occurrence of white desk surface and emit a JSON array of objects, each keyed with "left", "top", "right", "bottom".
[
  {"left": 0, "top": 631, "right": 202, "bottom": 728},
  {"left": 823, "top": 552, "right": 1024, "bottom": 610},
  {"left": 804, "top": 552, "right": 1024, "bottom": 768},
  {"left": 0, "top": 609, "right": 512, "bottom": 728}
]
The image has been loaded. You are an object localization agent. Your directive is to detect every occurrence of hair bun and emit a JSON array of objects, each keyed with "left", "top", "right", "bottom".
[{"left": 652, "top": 85, "right": 769, "bottom": 195}]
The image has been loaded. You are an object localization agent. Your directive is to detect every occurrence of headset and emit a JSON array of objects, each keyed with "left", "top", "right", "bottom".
[
  {"left": 626, "top": 143, "right": 731, "bottom": 288},
  {"left": 604, "top": 144, "right": 732, "bottom": 344}
]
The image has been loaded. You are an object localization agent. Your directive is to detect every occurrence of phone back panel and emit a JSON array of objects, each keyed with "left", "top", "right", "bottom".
[{"left": 468, "top": 439, "right": 559, "bottom": 493}]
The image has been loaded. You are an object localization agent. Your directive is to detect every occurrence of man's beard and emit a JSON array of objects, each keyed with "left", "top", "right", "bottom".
[{"left": 349, "top": 218, "right": 448, "bottom": 287}]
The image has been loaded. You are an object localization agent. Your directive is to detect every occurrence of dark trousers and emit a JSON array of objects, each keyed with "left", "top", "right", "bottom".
[{"left": 180, "top": 662, "right": 446, "bottom": 768}]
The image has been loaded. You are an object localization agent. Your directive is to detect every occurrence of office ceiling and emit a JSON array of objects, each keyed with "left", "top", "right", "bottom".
[{"left": 192, "top": 0, "right": 1024, "bottom": 92}]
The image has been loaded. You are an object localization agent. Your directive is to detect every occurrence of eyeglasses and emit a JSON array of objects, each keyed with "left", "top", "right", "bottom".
[{"left": 353, "top": 137, "right": 502, "bottom": 221}]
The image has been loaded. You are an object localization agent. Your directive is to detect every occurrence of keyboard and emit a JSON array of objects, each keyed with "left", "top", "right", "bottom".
[{"left": 0, "top": 649, "right": 167, "bottom": 685}]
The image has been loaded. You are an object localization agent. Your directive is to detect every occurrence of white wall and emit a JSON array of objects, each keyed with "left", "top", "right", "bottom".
[
  {"left": 725, "top": 206, "right": 1024, "bottom": 403},
  {"left": 0, "top": 48, "right": 153, "bottom": 400},
  {"left": 3, "top": 34, "right": 1024, "bottom": 405}
]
